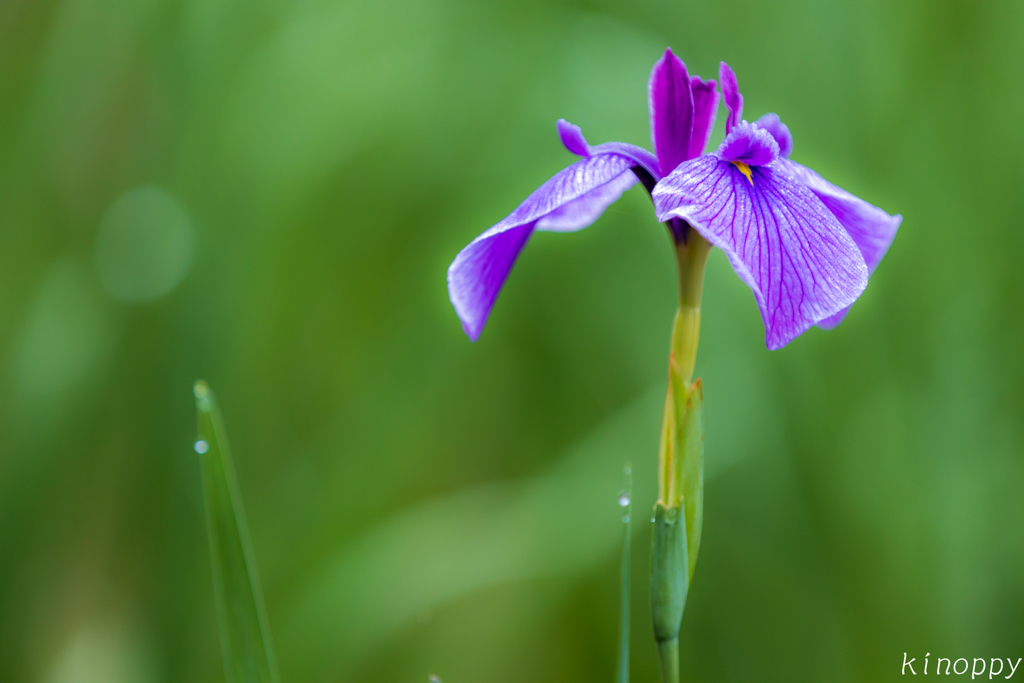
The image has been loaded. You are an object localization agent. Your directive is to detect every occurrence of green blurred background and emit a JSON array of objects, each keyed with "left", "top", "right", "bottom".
[{"left": 1, "top": 1, "right": 1022, "bottom": 681}]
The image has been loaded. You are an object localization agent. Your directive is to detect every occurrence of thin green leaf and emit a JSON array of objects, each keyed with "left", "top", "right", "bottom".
[
  {"left": 616, "top": 462, "right": 632, "bottom": 683},
  {"left": 194, "top": 380, "right": 279, "bottom": 683}
]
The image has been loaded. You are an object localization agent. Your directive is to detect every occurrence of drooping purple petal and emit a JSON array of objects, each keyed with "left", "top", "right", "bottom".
[
  {"left": 754, "top": 113, "right": 792, "bottom": 158},
  {"left": 747, "top": 113, "right": 901, "bottom": 276},
  {"left": 589, "top": 141, "right": 661, "bottom": 179},
  {"left": 537, "top": 171, "right": 637, "bottom": 232},
  {"left": 688, "top": 76, "right": 719, "bottom": 159},
  {"left": 652, "top": 156, "right": 868, "bottom": 349},
  {"left": 718, "top": 122, "right": 779, "bottom": 166},
  {"left": 448, "top": 152, "right": 637, "bottom": 340},
  {"left": 776, "top": 158, "right": 901, "bottom": 273},
  {"left": 648, "top": 48, "right": 693, "bottom": 177},
  {"left": 776, "top": 157, "right": 902, "bottom": 329},
  {"left": 448, "top": 223, "right": 535, "bottom": 341},
  {"left": 719, "top": 62, "right": 743, "bottom": 134}
]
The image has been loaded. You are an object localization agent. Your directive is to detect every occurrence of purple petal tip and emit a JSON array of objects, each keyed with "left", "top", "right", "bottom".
[
  {"left": 648, "top": 48, "right": 694, "bottom": 175},
  {"left": 719, "top": 61, "right": 743, "bottom": 134},
  {"left": 557, "top": 119, "right": 590, "bottom": 157}
]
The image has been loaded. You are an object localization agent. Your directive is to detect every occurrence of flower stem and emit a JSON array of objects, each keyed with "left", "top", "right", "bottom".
[
  {"left": 671, "top": 230, "right": 711, "bottom": 387},
  {"left": 657, "top": 228, "right": 709, "bottom": 507},
  {"left": 650, "top": 225, "right": 710, "bottom": 683},
  {"left": 657, "top": 638, "right": 680, "bottom": 683}
]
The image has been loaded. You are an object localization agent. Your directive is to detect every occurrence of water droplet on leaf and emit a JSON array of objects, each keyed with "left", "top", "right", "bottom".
[
  {"left": 194, "top": 439, "right": 209, "bottom": 454},
  {"left": 617, "top": 491, "right": 630, "bottom": 507}
]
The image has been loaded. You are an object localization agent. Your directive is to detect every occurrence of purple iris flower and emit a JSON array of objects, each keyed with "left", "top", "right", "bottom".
[
  {"left": 447, "top": 52, "right": 901, "bottom": 350},
  {"left": 447, "top": 49, "right": 718, "bottom": 341},
  {"left": 652, "top": 62, "right": 901, "bottom": 349}
]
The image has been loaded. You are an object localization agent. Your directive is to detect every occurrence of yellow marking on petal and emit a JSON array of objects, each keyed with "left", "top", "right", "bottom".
[{"left": 731, "top": 161, "right": 754, "bottom": 185}]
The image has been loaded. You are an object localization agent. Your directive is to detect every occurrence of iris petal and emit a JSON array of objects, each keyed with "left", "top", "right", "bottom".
[
  {"left": 718, "top": 122, "right": 779, "bottom": 166},
  {"left": 688, "top": 76, "right": 720, "bottom": 159},
  {"left": 557, "top": 119, "right": 661, "bottom": 179},
  {"left": 777, "top": 159, "right": 901, "bottom": 274},
  {"left": 448, "top": 153, "right": 637, "bottom": 340},
  {"left": 557, "top": 119, "right": 591, "bottom": 157},
  {"left": 652, "top": 156, "right": 868, "bottom": 349},
  {"left": 537, "top": 172, "right": 637, "bottom": 232},
  {"left": 648, "top": 48, "right": 694, "bottom": 176},
  {"left": 776, "top": 158, "right": 902, "bottom": 329},
  {"left": 719, "top": 62, "right": 743, "bottom": 134},
  {"left": 754, "top": 113, "right": 793, "bottom": 158},
  {"left": 589, "top": 141, "right": 661, "bottom": 179}
]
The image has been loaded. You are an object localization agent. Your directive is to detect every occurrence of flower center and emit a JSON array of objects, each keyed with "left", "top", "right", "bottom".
[{"left": 731, "top": 161, "right": 754, "bottom": 185}]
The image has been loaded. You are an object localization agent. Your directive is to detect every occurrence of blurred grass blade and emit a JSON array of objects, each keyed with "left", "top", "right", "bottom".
[
  {"left": 194, "top": 380, "right": 280, "bottom": 683},
  {"left": 616, "top": 462, "right": 632, "bottom": 683}
]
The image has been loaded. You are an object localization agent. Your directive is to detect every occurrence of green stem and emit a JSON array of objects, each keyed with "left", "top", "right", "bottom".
[
  {"left": 670, "top": 231, "right": 711, "bottom": 388},
  {"left": 657, "top": 638, "right": 680, "bottom": 683},
  {"left": 650, "top": 227, "right": 710, "bottom": 683},
  {"left": 657, "top": 230, "right": 710, "bottom": 507}
]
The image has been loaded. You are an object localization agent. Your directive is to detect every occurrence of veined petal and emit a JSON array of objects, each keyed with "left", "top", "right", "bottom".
[
  {"left": 590, "top": 141, "right": 661, "bottom": 179},
  {"left": 448, "top": 153, "right": 636, "bottom": 340},
  {"left": 537, "top": 171, "right": 637, "bottom": 232},
  {"left": 754, "top": 113, "right": 792, "bottom": 158},
  {"left": 776, "top": 158, "right": 901, "bottom": 273},
  {"left": 688, "top": 76, "right": 719, "bottom": 159},
  {"left": 652, "top": 156, "right": 868, "bottom": 349},
  {"left": 776, "top": 157, "right": 902, "bottom": 329},
  {"left": 648, "top": 48, "right": 693, "bottom": 176},
  {"left": 719, "top": 62, "right": 743, "bottom": 134}
]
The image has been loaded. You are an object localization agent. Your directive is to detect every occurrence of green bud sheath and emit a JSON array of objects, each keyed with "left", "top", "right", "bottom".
[
  {"left": 651, "top": 502, "right": 688, "bottom": 680},
  {"left": 650, "top": 379, "right": 703, "bottom": 683}
]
